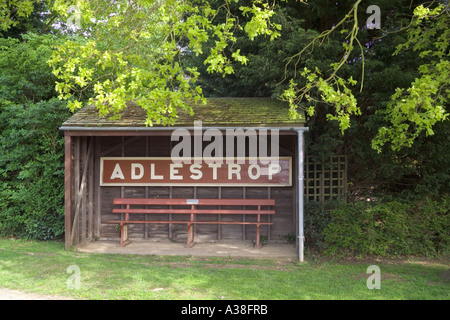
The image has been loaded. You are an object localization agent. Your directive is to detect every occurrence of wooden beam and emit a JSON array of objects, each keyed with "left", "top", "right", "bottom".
[
  {"left": 94, "top": 136, "right": 101, "bottom": 238},
  {"left": 81, "top": 137, "right": 87, "bottom": 244},
  {"left": 63, "top": 130, "right": 300, "bottom": 137},
  {"left": 73, "top": 137, "right": 80, "bottom": 245},
  {"left": 64, "top": 131, "right": 174, "bottom": 137},
  {"left": 88, "top": 136, "right": 94, "bottom": 241},
  {"left": 64, "top": 133, "right": 73, "bottom": 250}
]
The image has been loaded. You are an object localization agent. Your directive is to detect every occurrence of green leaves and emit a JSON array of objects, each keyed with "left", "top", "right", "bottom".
[
  {"left": 280, "top": 0, "right": 448, "bottom": 155},
  {"left": 323, "top": 196, "right": 450, "bottom": 257},
  {"left": 0, "top": 32, "right": 70, "bottom": 240},
  {"left": 0, "top": 33, "right": 61, "bottom": 105},
  {"left": 0, "top": 99, "right": 69, "bottom": 240},
  {"left": 46, "top": 0, "right": 285, "bottom": 126},
  {"left": 373, "top": 3, "right": 449, "bottom": 152},
  {"left": 0, "top": 1, "right": 297, "bottom": 128},
  {"left": 240, "top": 1, "right": 281, "bottom": 41},
  {"left": 281, "top": 0, "right": 364, "bottom": 134},
  {"left": 282, "top": 67, "right": 360, "bottom": 133},
  {"left": 0, "top": 0, "right": 36, "bottom": 31}
]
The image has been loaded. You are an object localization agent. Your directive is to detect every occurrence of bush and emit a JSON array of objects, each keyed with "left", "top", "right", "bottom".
[
  {"left": 304, "top": 200, "right": 341, "bottom": 251},
  {"left": 322, "top": 196, "right": 450, "bottom": 257},
  {"left": 0, "top": 99, "right": 70, "bottom": 240},
  {"left": 410, "top": 197, "right": 450, "bottom": 255},
  {"left": 0, "top": 33, "right": 71, "bottom": 240}
]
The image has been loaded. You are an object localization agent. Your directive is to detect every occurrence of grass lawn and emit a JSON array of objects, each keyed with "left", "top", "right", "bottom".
[{"left": 0, "top": 238, "right": 448, "bottom": 300}]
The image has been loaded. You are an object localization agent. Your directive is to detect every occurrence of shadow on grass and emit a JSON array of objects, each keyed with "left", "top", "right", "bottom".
[{"left": 0, "top": 239, "right": 448, "bottom": 300}]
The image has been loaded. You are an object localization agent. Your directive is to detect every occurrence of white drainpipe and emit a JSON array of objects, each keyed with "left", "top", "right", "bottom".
[{"left": 296, "top": 128, "right": 308, "bottom": 262}]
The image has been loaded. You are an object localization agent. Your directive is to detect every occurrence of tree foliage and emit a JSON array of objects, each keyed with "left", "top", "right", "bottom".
[
  {"left": 372, "top": 3, "right": 449, "bottom": 152},
  {"left": 184, "top": 0, "right": 449, "bottom": 195},
  {"left": 0, "top": 0, "right": 35, "bottom": 32},
  {"left": 283, "top": 1, "right": 449, "bottom": 153},
  {"left": 0, "top": 29, "right": 70, "bottom": 239},
  {"left": 47, "top": 0, "right": 292, "bottom": 126},
  {"left": 2, "top": 1, "right": 445, "bottom": 153}
]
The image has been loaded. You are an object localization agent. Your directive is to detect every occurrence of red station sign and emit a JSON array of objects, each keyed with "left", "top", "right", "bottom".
[{"left": 100, "top": 157, "right": 292, "bottom": 187}]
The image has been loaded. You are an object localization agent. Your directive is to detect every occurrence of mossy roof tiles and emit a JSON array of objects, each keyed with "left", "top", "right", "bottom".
[{"left": 61, "top": 98, "right": 305, "bottom": 128}]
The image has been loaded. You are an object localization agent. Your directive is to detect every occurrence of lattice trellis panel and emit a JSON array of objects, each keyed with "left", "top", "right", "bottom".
[{"left": 305, "top": 156, "right": 347, "bottom": 202}]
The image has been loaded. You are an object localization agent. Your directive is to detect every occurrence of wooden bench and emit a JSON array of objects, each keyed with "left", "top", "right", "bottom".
[{"left": 107, "top": 198, "right": 275, "bottom": 248}]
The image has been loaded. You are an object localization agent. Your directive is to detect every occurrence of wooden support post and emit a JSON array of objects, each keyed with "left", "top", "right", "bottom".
[
  {"left": 81, "top": 137, "right": 87, "bottom": 244},
  {"left": 94, "top": 136, "right": 101, "bottom": 239},
  {"left": 64, "top": 133, "right": 73, "bottom": 250},
  {"left": 88, "top": 137, "right": 94, "bottom": 242},
  {"left": 73, "top": 137, "right": 80, "bottom": 245}
]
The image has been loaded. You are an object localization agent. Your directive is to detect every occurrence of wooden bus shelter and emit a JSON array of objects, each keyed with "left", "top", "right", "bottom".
[{"left": 60, "top": 98, "right": 308, "bottom": 261}]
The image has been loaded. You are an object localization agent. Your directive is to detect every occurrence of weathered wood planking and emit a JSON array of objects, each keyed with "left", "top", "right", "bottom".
[
  {"left": 195, "top": 187, "right": 220, "bottom": 241},
  {"left": 72, "top": 134, "right": 297, "bottom": 242}
]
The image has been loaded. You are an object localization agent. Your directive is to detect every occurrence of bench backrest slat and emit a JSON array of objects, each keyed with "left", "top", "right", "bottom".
[
  {"left": 113, "top": 198, "right": 275, "bottom": 206},
  {"left": 112, "top": 208, "right": 275, "bottom": 215}
]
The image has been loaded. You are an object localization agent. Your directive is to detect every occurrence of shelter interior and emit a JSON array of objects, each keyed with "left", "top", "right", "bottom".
[{"left": 66, "top": 133, "right": 299, "bottom": 246}]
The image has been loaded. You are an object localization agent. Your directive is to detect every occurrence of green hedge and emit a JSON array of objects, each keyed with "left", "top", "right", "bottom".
[
  {"left": 0, "top": 33, "right": 71, "bottom": 240},
  {"left": 0, "top": 99, "right": 70, "bottom": 240},
  {"left": 315, "top": 196, "right": 450, "bottom": 257}
]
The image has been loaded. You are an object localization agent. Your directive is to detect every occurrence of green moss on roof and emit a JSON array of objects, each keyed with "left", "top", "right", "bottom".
[{"left": 61, "top": 98, "right": 305, "bottom": 128}]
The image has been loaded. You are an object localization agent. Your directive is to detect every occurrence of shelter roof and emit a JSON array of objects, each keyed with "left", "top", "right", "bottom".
[{"left": 61, "top": 98, "right": 305, "bottom": 129}]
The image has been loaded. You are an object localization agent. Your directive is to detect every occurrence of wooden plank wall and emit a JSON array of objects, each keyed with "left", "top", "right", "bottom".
[
  {"left": 70, "top": 136, "right": 96, "bottom": 246},
  {"left": 70, "top": 134, "right": 297, "bottom": 245}
]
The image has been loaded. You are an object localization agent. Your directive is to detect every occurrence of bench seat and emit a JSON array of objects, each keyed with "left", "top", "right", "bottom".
[{"left": 107, "top": 198, "right": 275, "bottom": 248}]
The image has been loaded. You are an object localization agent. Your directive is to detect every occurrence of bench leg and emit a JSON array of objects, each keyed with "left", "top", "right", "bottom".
[
  {"left": 120, "top": 223, "right": 131, "bottom": 247},
  {"left": 255, "top": 224, "right": 261, "bottom": 248},
  {"left": 186, "top": 223, "right": 195, "bottom": 247}
]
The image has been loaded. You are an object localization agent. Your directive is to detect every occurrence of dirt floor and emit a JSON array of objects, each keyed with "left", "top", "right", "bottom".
[{"left": 74, "top": 239, "right": 299, "bottom": 260}]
